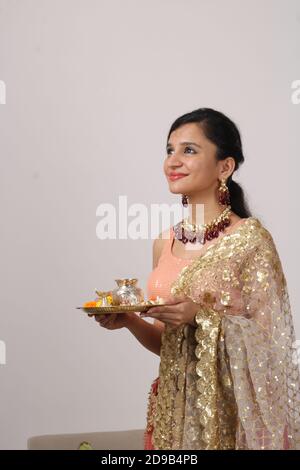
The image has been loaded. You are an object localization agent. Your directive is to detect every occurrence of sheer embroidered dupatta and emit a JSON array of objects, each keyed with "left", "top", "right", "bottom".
[{"left": 149, "top": 217, "right": 300, "bottom": 450}]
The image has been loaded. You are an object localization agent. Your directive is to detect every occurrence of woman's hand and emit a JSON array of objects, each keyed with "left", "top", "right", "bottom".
[
  {"left": 93, "top": 311, "right": 137, "bottom": 330},
  {"left": 140, "top": 294, "right": 200, "bottom": 328}
]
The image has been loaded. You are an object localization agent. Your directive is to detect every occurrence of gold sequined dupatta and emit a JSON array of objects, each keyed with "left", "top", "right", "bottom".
[{"left": 151, "top": 217, "right": 300, "bottom": 450}]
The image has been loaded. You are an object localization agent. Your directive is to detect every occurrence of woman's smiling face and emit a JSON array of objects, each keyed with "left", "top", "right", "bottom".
[{"left": 164, "top": 122, "right": 232, "bottom": 197}]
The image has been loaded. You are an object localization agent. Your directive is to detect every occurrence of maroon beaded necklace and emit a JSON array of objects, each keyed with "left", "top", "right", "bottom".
[{"left": 173, "top": 206, "right": 232, "bottom": 245}]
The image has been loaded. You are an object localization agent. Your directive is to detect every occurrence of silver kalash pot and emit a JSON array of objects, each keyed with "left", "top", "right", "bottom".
[{"left": 112, "top": 278, "right": 144, "bottom": 306}]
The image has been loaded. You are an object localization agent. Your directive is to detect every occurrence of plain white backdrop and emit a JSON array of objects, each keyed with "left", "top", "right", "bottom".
[{"left": 0, "top": 0, "right": 299, "bottom": 449}]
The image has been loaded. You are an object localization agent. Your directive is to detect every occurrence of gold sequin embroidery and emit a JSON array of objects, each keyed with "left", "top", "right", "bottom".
[{"left": 146, "top": 217, "right": 300, "bottom": 450}]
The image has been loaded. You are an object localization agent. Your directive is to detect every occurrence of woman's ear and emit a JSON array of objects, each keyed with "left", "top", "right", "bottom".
[{"left": 219, "top": 156, "right": 236, "bottom": 179}]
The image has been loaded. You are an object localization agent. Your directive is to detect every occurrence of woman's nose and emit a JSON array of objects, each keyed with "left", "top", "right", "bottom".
[{"left": 167, "top": 151, "right": 183, "bottom": 166}]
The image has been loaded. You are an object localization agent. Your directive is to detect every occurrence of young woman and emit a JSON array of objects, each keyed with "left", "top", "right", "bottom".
[{"left": 94, "top": 108, "right": 300, "bottom": 450}]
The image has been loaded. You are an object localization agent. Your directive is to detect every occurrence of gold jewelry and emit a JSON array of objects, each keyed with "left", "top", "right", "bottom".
[
  {"left": 218, "top": 178, "right": 230, "bottom": 205},
  {"left": 173, "top": 206, "right": 232, "bottom": 244}
]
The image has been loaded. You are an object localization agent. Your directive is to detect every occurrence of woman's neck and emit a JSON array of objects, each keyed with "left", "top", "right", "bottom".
[{"left": 185, "top": 198, "right": 227, "bottom": 225}]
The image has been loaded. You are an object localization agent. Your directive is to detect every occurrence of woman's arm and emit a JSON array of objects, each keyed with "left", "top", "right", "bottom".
[
  {"left": 125, "top": 232, "right": 166, "bottom": 356},
  {"left": 124, "top": 313, "right": 163, "bottom": 356}
]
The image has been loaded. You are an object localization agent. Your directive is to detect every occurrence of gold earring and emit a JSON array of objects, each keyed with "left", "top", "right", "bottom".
[{"left": 218, "top": 178, "right": 230, "bottom": 205}]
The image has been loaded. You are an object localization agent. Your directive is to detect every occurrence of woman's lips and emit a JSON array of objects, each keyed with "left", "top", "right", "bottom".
[{"left": 168, "top": 173, "right": 188, "bottom": 181}]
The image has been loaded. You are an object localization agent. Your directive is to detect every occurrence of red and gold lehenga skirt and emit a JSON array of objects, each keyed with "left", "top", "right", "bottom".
[{"left": 143, "top": 376, "right": 160, "bottom": 450}]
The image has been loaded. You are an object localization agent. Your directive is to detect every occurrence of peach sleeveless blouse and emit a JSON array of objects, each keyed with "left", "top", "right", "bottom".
[
  {"left": 146, "top": 227, "right": 194, "bottom": 301},
  {"left": 147, "top": 218, "right": 249, "bottom": 300}
]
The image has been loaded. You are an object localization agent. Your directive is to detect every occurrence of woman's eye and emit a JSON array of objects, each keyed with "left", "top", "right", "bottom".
[
  {"left": 166, "top": 147, "right": 196, "bottom": 156},
  {"left": 185, "top": 147, "right": 195, "bottom": 154}
]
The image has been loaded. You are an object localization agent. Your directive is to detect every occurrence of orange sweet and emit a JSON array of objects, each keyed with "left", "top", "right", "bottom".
[
  {"left": 148, "top": 295, "right": 157, "bottom": 301},
  {"left": 83, "top": 301, "right": 97, "bottom": 308}
]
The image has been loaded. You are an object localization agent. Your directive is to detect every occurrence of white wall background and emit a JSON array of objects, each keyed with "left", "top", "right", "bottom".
[{"left": 0, "top": 0, "right": 299, "bottom": 449}]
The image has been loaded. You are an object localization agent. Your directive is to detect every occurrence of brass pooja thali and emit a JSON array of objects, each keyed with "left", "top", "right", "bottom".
[{"left": 77, "top": 279, "right": 165, "bottom": 316}]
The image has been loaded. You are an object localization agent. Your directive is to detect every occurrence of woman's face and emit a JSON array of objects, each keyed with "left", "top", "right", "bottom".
[{"left": 163, "top": 122, "right": 232, "bottom": 197}]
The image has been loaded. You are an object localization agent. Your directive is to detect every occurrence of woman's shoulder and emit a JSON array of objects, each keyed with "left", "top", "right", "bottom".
[
  {"left": 239, "top": 216, "right": 273, "bottom": 242},
  {"left": 153, "top": 227, "right": 172, "bottom": 248},
  {"left": 238, "top": 216, "right": 280, "bottom": 260},
  {"left": 152, "top": 227, "right": 173, "bottom": 268},
  {"left": 237, "top": 216, "right": 286, "bottom": 286}
]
